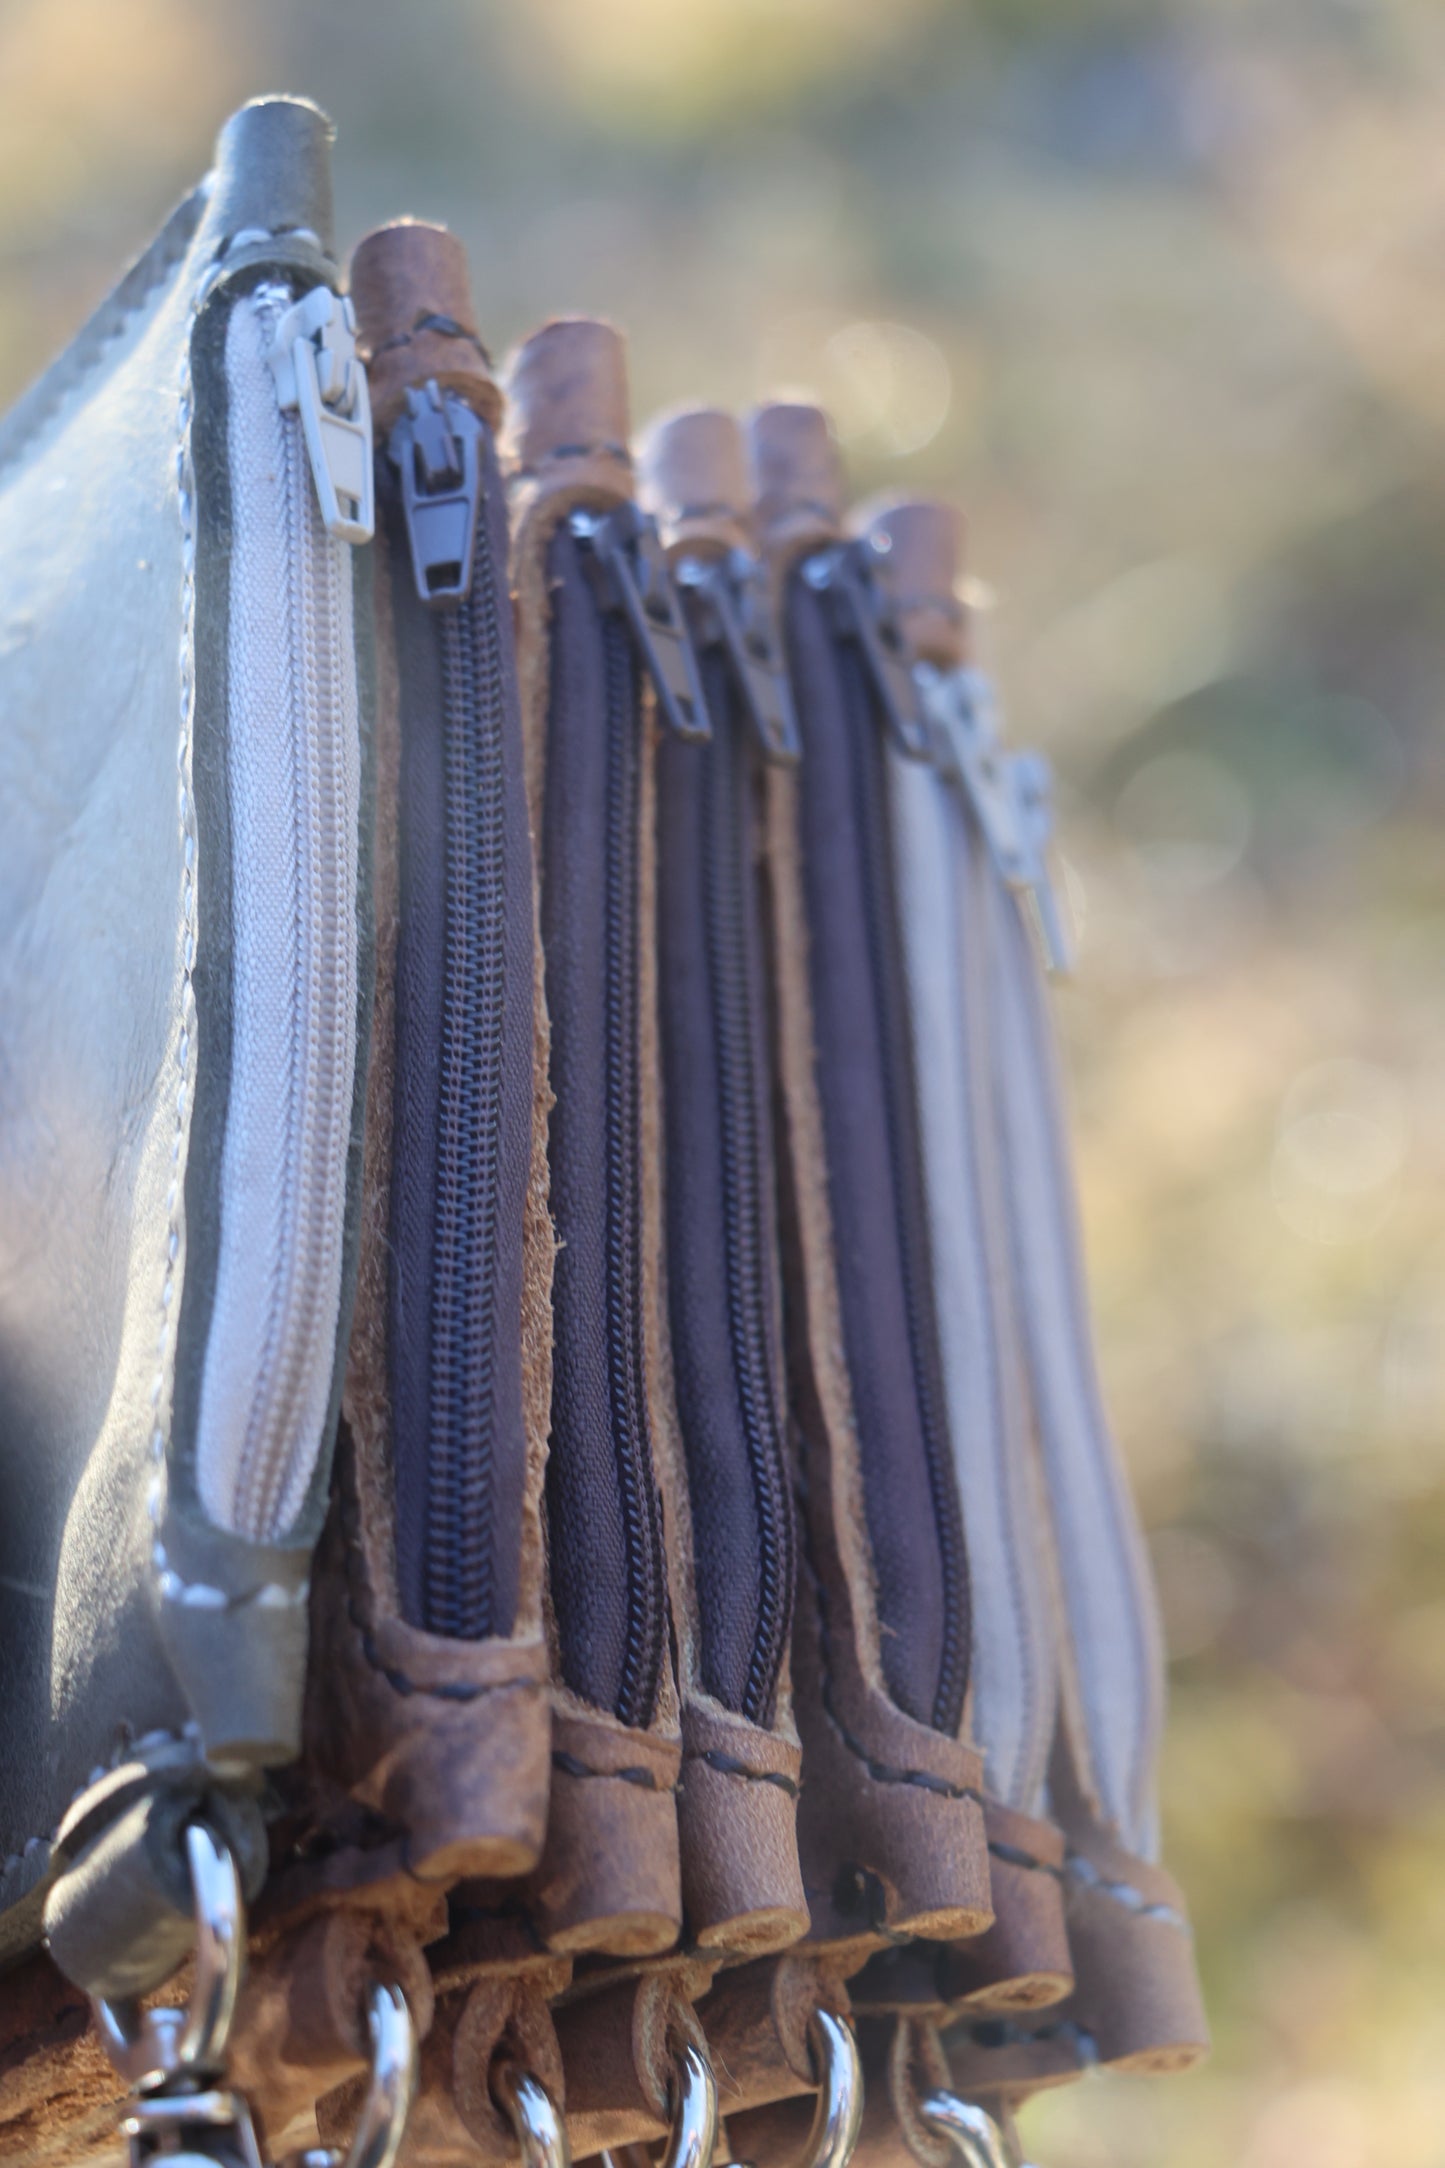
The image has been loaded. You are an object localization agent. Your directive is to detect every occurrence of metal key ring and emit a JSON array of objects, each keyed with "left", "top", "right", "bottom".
[
  {"left": 797, "top": 2010, "right": 863, "bottom": 2168},
  {"left": 920, "top": 2091, "right": 1036, "bottom": 2168},
  {"left": 339, "top": 1981, "right": 419, "bottom": 2168},
  {"left": 661, "top": 2041, "right": 719, "bottom": 2168},
  {"left": 92, "top": 1818, "right": 244, "bottom": 2089},
  {"left": 493, "top": 2057, "right": 571, "bottom": 2168}
]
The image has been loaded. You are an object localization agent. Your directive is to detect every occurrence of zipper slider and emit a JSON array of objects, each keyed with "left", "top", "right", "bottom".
[
  {"left": 387, "top": 381, "right": 485, "bottom": 605},
  {"left": 801, "top": 537, "right": 931, "bottom": 760},
  {"left": 569, "top": 503, "right": 712, "bottom": 741},
  {"left": 268, "top": 286, "right": 375, "bottom": 545},
  {"left": 674, "top": 548, "right": 800, "bottom": 764},
  {"left": 920, "top": 663, "right": 1073, "bottom": 976}
]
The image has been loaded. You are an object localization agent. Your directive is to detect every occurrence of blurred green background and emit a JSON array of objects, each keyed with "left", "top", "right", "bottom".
[{"left": 4, "top": 0, "right": 1444, "bottom": 2159}]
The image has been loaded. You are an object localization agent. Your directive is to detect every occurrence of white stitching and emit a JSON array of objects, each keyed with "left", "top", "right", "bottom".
[{"left": 144, "top": 262, "right": 204, "bottom": 1590}]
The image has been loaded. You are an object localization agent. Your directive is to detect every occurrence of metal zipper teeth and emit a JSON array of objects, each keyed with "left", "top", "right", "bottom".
[
  {"left": 421, "top": 528, "right": 511, "bottom": 1637},
  {"left": 602, "top": 612, "right": 668, "bottom": 1728},
  {"left": 845, "top": 650, "right": 971, "bottom": 1736},
  {"left": 701, "top": 657, "right": 795, "bottom": 1724},
  {"left": 226, "top": 291, "right": 359, "bottom": 1543}
]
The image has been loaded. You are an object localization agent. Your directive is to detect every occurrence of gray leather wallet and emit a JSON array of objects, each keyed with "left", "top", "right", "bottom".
[{"left": 0, "top": 96, "right": 375, "bottom": 1996}]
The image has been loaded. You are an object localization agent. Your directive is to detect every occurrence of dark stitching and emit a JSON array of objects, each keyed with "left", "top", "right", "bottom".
[
  {"left": 949, "top": 2015, "right": 1098, "bottom": 2063},
  {"left": 988, "top": 1837, "right": 1064, "bottom": 1880},
  {"left": 369, "top": 311, "right": 493, "bottom": 368},
  {"left": 349, "top": 1593, "right": 534, "bottom": 1700},
  {"left": 684, "top": 1749, "right": 799, "bottom": 1798},
  {"left": 808, "top": 1546, "right": 984, "bottom": 1805},
  {"left": 551, "top": 1750, "right": 673, "bottom": 1793},
  {"left": 513, "top": 440, "right": 633, "bottom": 477},
  {"left": 340, "top": 1523, "right": 531, "bottom": 1702}
]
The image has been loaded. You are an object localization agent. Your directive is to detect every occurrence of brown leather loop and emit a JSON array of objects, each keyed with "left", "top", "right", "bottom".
[
  {"left": 747, "top": 401, "right": 845, "bottom": 563},
  {"left": 349, "top": 219, "right": 502, "bottom": 435},
  {"left": 854, "top": 496, "right": 969, "bottom": 671},
  {"left": 502, "top": 317, "right": 633, "bottom": 504},
  {"left": 637, "top": 405, "right": 754, "bottom": 560}
]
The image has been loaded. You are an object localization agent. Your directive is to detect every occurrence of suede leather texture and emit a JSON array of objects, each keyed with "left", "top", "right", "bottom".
[{"left": 0, "top": 97, "right": 369, "bottom": 1971}]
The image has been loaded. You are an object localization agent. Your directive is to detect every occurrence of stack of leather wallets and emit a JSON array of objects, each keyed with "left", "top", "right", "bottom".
[{"left": 0, "top": 98, "right": 1207, "bottom": 2168}]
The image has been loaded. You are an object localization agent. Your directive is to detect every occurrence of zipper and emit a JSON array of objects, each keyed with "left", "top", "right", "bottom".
[
  {"left": 600, "top": 605, "right": 670, "bottom": 1723},
  {"left": 195, "top": 281, "right": 366, "bottom": 1543},
  {"left": 887, "top": 734, "right": 1058, "bottom": 1814},
  {"left": 539, "top": 519, "right": 672, "bottom": 1728},
  {"left": 984, "top": 836, "right": 1164, "bottom": 1854},
  {"left": 700, "top": 652, "right": 795, "bottom": 1717},
  {"left": 384, "top": 385, "right": 530, "bottom": 1640},
  {"left": 789, "top": 556, "right": 970, "bottom": 1734},
  {"left": 656, "top": 572, "right": 796, "bottom": 1721}
]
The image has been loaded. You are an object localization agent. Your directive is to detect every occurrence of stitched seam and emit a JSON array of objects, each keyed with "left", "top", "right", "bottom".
[
  {"left": 987, "top": 1837, "right": 1062, "bottom": 1879},
  {"left": 950, "top": 2015, "right": 1098, "bottom": 2063},
  {"left": 339, "top": 1508, "right": 536, "bottom": 1701},
  {"left": 552, "top": 1750, "right": 677, "bottom": 1795},
  {"left": 1064, "top": 1850, "right": 1187, "bottom": 1931},
  {"left": 683, "top": 1749, "right": 799, "bottom": 1798},
  {"left": 809, "top": 1545, "right": 984, "bottom": 1805},
  {"left": 0, "top": 203, "right": 201, "bottom": 482},
  {"left": 143, "top": 241, "right": 208, "bottom": 1600}
]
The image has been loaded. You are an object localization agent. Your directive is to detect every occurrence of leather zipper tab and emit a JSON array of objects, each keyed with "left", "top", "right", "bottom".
[
  {"left": 387, "top": 379, "right": 485, "bottom": 605},
  {"left": 267, "top": 285, "right": 374, "bottom": 543},
  {"left": 570, "top": 501, "right": 713, "bottom": 741}
]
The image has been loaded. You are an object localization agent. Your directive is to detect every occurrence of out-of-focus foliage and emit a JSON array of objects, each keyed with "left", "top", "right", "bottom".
[{"left": 2, "top": 1, "right": 1443, "bottom": 2158}]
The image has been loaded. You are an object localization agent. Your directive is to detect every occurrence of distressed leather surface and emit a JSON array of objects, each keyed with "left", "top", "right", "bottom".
[{"left": 0, "top": 96, "right": 365, "bottom": 1970}]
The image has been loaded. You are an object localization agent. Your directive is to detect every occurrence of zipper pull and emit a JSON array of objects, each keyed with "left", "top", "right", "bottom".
[
  {"left": 920, "top": 663, "right": 1074, "bottom": 976},
  {"left": 387, "top": 380, "right": 485, "bottom": 605},
  {"left": 801, "top": 536, "right": 931, "bottom": 760},
  {"left": 268, "top": 285, "right": 375, "bottom": 545},
  {"left": 569, "top": 503, "right": 713, "bottom": 741},
  {"left": 675, "top": 547, "right": 800, "bottom": 763}
]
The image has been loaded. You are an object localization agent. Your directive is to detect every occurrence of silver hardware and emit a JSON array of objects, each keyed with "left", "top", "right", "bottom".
[
  {"left": 674, "top": 548, "right": 800, "bottom": 763},
  {"left": 918, "top": 664, "right": 1072, "bottom": 976},
  {"left": 801, "top": 539, "right": 930, "bottom": 760},
  {"left": 269, "top": 287, "right": 375, "bottom": 544},
  {"left": 94, "top": 1819, "right": 415, "bottom": 2168},
  {"left": 94, "top": 1819, "right": 244, "bottom": 2090},
  {"left": 799, "top": 2011, "right": 863, "bottom": 2168},
  {"left": 493, "top": 2059, "right": 571, "bottom": 2168},
  {"left": 660, "top": 2041, "right": 719, "bottom": 2168},
  {"left": 569, "top": 504, "right": 713, "bottom": 742},
  {"left": 388, "top": 381, "right": 485, "bottom": 605},
  {"left": 920, "top": 2091, "right": 1037, "bottom": 2168}
]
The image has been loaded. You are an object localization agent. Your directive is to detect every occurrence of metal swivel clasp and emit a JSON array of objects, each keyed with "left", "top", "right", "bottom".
[{"left": 93, "top": 1817, "right": 416, "bottom": 2168}]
